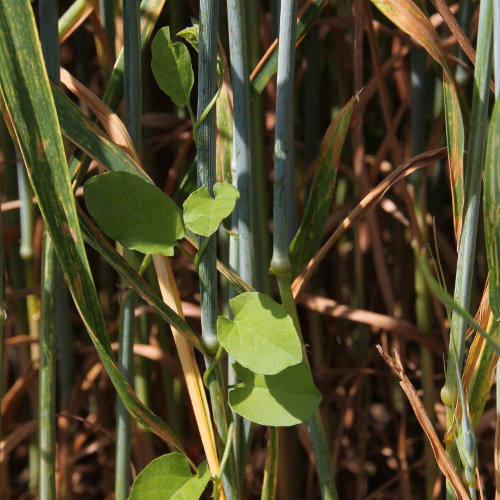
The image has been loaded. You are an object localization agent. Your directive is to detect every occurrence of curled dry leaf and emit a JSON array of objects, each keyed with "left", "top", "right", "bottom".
[
  {"left": 299, "top": 293, "right": 442, "bottom": 353},
  {"left": 60, "top": 67, "right": 142, "bottom": 165},
  {"left": 376, "top": 345, "right": 470, "bottom": 500},
  {"left": 292, "top": 147, "right": 447, "bottom": 299}
]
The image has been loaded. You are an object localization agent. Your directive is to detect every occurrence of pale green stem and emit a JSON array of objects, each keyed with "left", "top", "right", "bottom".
[
  {"left": 227, "top": 0, "right": 255, "bottom": 485},
  {"left": 39, "top": 233, "right": 56, "bottom": 500},
  {"left": 115, "top": 1, "right": 142, "bottom": 497},
  {"left": 38, "top": 1, "right": 61, "bottom": 496},
  {"left": 443, "top": 0, "right": 492, "bottom": 496},
  {"left": 197, "top": 1, "right": 238, "bottom": 497},
  {"left": 270, "top": 2, "right": 338, "bottom": 498}
]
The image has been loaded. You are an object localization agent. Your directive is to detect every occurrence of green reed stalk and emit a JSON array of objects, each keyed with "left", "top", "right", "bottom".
[
  {"left": 197, "top": 2, "right": 219, "bottom": 355},
  {"left": 270, "top": 2, "right": 338, "bottom": 498},
  {"left": 227, "top": 0, "right": 253, "bottom": 288},
  {"left": 115, "top": 1, "right": 141, "bottom": 498},
  {"left": 198, "top": 1, "right": 238, "bottom": 497},
  {"left": 38, "top": 1, "right": 60, "bottom": 497},
  {"left": 443, "top": 0, "right": 492, "bottom": 495},
  {"left": 39, "top": 233, "right": 56, "bottom": 500},
  {"left": 226, "top": 0, "right": 254, "bottom": 485}
]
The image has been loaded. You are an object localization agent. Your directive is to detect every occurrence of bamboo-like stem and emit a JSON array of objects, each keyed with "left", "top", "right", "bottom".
[
  {"left": 270, "top": 3, "right": 338, "bottom": 498},
  {"left": 115, "top": 281, "right": 136, "bottom": 500},
  {"left": 197, "top": 2, "right": 238, "bottom": 497},
  {"left": 443, "top": 0, "right": 492, "bottom": 495},
  {"left": 227, "top": 0, "right": 253, "bottom": 287},
  {"left": 39, "top": 233, "right": 56, "bottom": 500},
  {"left": 38, "top": 1, "right": 59, "bottom": 498},
  {"left": 227, "top": 0, "right": 254, "bottom": 486},
  {"left": 115, "top": 1, "right": 141, "bottom": 498},
  {"left": 197, "top": 0, "right": 219, "bottom": 354}
]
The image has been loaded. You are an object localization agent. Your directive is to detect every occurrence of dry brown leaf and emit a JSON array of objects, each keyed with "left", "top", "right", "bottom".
[
  {"left": 60, "top": 67, "right": 140, "bottom": 164},
  {"left": 0, "top": 420, "right": 37, "bottom": 461},
  {"left": 1, "top": 362, "right": 38, "bottom": 420},
  {"left": 430, "top": 0, "right": 495, "bottom": 94},
  {"left": 292, "top": 147, "right": 447, "bottom": 299},
  {"left": 299, "top": 293, "right": 442, "bottom": 353},
  {"left": 376, "top": 345, "right": 470, "bottom": 500}
]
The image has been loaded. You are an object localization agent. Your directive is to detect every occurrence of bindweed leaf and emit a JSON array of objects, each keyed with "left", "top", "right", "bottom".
[
  {"left": 183, "top": 182, "right": 239, "bottom": 237},
  {"left": 217, "top": 292, "right": 302, "bottom": 375},
  {"left": 84, "top": 171, "right": 184, "bottom": 256},
  {"left": 177, "top": 23, "right": 224, "bottom": 81},
  {"left": 229, "top": 362, "right": 322, "bottom": 426},
  {"left": 151, "top": 26, "right": 193, "bottom": 108},
  {"left": 128, "top": 453, "right": 211, "bottom": 500}
]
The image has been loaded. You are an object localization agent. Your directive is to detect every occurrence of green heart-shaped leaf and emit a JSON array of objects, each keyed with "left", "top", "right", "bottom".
[
  {"left": 177, "top": 24, "right": 224, "bottom": 81},
  {"left": 151, "top": 26, "right": 193, "bottom": 108},
  {"left": 229, "top": 362, "right": 322, "bottom": 426},
  {"left": 183, "top": 182, "right": 239, "bottom": 237},
  {"left": 217, "top": 292, "right": 302, "bottom": 375},
  {"left": 84, "top": 171, "right": 184, "bottom": 256},
  {"left": 128, "top": 453, "right": 211, "bottom": 500}
]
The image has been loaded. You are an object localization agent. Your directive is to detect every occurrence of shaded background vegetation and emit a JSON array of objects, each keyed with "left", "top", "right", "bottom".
[{"left": 0, "top": 0, "right": 496, "bottom": 498}]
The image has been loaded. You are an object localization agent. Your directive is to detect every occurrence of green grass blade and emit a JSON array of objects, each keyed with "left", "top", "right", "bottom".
[
  {"left": 39, "top": 0, "right": 59, "bottom": 497},
  {"left": 419, "top": 253, "right": 500, "bottom": 357},
  {"left": 58, "top": 0, "right": 94, "bottom": 43},
  {"left": 115, "top": 0, "right": 142, "bottom": 496},
  {"left": 289, "top": 97, "right": 354, "bottom": 278},
  {"left": 66, "top": 0, "right": 165, "bottom": 179},
  {"left": 51, "top": 85, "right": 150, "bottom": 182},
  {"left": 464, "top": 316, "right": 500, "bottom": 428},
  {"left": 0, "top": 0, "right": 185, "bottom": 455},
  {"left": 484, "top": 97, "right": 500, "bottom": 318}
]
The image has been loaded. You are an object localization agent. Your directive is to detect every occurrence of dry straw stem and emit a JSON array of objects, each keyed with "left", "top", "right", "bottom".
[
  {"left": 376, "top": 345, "right": 470, "bottom": 500},
  {"left": 292, "top": 147, "right": 447, "bottom": 299},
  {"left": 152, "top": 254, "right": 224, "bottom": 498}
]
